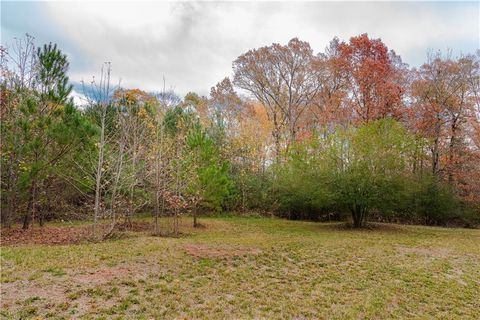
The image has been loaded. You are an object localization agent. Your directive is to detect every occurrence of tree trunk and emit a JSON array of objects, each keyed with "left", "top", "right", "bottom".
[
  {"left": 174, "top": 208, "right": 179, "bottom": 236},
  {"left": 287, "top": 115, "right": 297, "bottom": 153},
  {"left": 351, "top": 205, "right": 364, "bottom": 228},
  {"left": 23, "top": 179, "right": 37, "bottom": 229},
  {"left": 431, "top": 117, "right": 442, "bottom": 176},
  {"left": 93, "top": 114, "right": 106, "bottom": 239},
  {"left": 447, "top": 118, "right": 458, "bottom": 185},
  {"left": 4, "top": 188, "right": 17, "bottom": 228},
  {"left": 154, "top": 192, "right": 160, "bottom": 235},
  {"left": 193, "top": 205, "right": 198, "bottom": 228},
  {"left": 38, "top": 179, "right": 53, "bottom": 227},
  {"left": 272, "top": 112, "right": 281, "bottom": 161},
  {"left": 126, "top": 139, "right": 138, "bottom": 227},
  {"left": 109, "top": 142, "right": 124, "bottom": 234},
  {"left": 3, "top": 164, "right": 18, "bottom": 228},
  {"left": 242, "top": 186, "right": 246, "bottom": 212},
  {"left": 39, "top": 211, "right": 44, "bottom": 227}
]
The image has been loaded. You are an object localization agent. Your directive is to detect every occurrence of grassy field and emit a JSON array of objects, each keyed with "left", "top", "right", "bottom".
[{"left": 1, "top": 216, "right": 479, "bottom": 319}]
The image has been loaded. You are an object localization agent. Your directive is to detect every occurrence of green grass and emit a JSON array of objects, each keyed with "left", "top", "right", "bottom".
[{"left": 1, "top": 216, "right": 479, "bottom": 319}]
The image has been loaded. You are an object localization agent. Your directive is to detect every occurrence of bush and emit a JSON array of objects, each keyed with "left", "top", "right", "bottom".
[
  {"left": 271, "top": 119, "right": 419, "bottom": 226},
  {"left": 408, "top": 176, "right": 468, "bottom": 226},
  {"left": 271, "top": 135, "right": 336, "bottom": 220}
]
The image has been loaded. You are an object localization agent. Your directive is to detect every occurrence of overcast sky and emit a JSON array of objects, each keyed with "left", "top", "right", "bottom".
[{"left": 1, "top": 1, "right": 479, "bottom": 97}]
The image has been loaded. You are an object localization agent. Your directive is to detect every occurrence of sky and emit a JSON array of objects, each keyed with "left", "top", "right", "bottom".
[{"left": 1, "top": 1, "right": 479, "bottom": 98}]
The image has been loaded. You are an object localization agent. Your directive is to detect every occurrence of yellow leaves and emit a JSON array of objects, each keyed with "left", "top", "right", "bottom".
[
  {"left": 138, "top": 107, "right": 148, "bottom": 119},
  {"left": 113, "top": 88, "right": 157, "bottom": 109},
  {"left": 146, "top": 122, "right": 156, "bottom": 131},
  {"left": 19, "top": 162, "right": 30, "bottom": 172},
  {"left": 48, "top": 101, "right": 65, "bottom": 112}
]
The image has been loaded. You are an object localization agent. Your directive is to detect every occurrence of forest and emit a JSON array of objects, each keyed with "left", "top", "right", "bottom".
[{"left": 1, "top": 33, "right": 480, "bottom": 237}]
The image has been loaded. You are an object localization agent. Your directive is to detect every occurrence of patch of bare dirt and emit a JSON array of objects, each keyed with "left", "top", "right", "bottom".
[
  {"left": 184, "top": 244, "right": 261, "bottom": 259},
  {"left": 74, "top": 266, "right": 133, "bottom": 285},
  {"left": 1, "top": 226, "right": 89, "bottom": 246},
  {"left": 1, "top": 263, "right": 149, "bottom": 316},
  {"left": 0, "top": 280, "right": 67, "bottom": 309}
]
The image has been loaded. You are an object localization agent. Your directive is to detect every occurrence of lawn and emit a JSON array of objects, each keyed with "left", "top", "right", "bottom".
[{"left": 1, "top": 216, "right": 479, "bottom": 319}]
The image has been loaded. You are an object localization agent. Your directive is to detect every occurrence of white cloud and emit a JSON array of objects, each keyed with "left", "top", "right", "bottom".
[
  {"left": 39, "top": 1, "right": 479, "bottom": 96},
  {"left": 70, "top": 89, "right": 89, "bottom": 107}
]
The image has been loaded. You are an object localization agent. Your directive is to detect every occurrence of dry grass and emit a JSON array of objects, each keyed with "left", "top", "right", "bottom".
[{"left": 1, "top": 216, "right": 479, "bottom": 319}]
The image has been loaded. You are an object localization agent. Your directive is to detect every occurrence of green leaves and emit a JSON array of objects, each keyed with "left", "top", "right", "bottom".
[
  {"left": 36, "top": 43, "right": 72, "bottom": 104},
  {"left": 329, "top": 119, "right": 419, "bottom": 225},
  {"left": 1, "top": 40, "right": 96, "bottom": 227},
  {"left": 273, "top": 119, "right": 421, "bottom": 226},
  {"left": 184, "top": 124, "right": 232, "bottom": 212}
]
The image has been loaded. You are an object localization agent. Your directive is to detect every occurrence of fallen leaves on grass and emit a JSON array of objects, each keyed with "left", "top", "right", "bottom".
[
  {"left": 1, "top": 222, "right": 155, "bottom": 246},
  {"left": 1, "top": 226, "right": 89, "bottom": 246}
]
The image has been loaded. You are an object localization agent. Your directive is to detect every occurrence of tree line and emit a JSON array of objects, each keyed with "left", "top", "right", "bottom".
[{"left": 1, "top": 33, "right": 479, "bottom": 234}]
